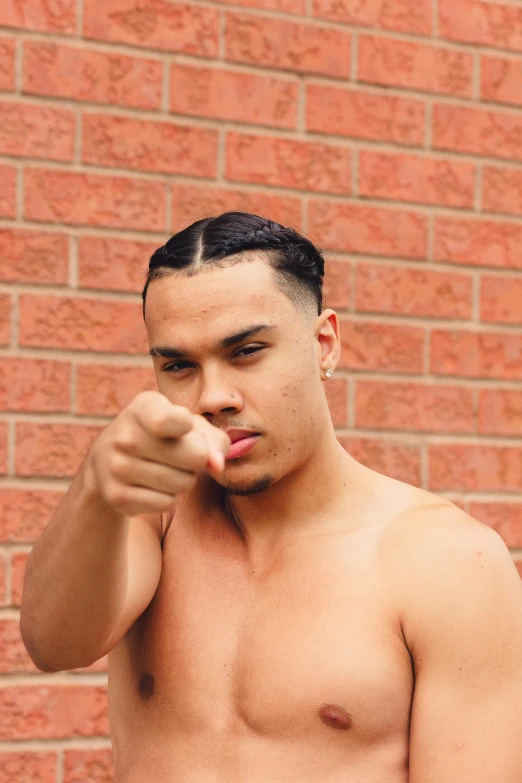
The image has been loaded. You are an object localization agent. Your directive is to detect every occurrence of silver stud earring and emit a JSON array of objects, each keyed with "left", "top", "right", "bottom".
[{"left": 325, "top": 369, "right": 334, "bottom": 379}]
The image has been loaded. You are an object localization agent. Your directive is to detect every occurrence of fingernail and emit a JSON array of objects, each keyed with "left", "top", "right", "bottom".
[{"left": 213, "top": 449, "right": 225, "bottom": 471}]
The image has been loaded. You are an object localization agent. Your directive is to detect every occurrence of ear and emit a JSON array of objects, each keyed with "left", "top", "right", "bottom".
[{"left": 315, "top": 309, "right": 341, "bottom": 377}]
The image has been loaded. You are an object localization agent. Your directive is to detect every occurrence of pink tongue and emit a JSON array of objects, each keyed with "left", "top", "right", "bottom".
[{"left": 228, "top": 436, "right": 254, "bottom": 457}]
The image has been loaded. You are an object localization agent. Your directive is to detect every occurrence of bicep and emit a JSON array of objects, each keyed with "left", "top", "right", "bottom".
[
  {"left": 101, "top": 512, "right": 165, "bottom": 654},
  {"left": 406, "top": 525, "right": 522, "bottom": 782}
]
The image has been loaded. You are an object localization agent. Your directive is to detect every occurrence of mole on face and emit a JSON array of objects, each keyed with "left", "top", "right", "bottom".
[
  {"left": 319, "top": 704, "right": 353, "bottom": 731},
  {"left": 138, "top": 673, "right": 155, "bottom": 701}
]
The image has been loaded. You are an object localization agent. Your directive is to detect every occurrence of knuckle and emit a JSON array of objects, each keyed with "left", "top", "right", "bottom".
[
  {"left": 105, "top": 484, "right": 129, "bottom": 509},
  {"left": 148, "top": 413, "right": 169, "bottom": 438},
  {"left": 113, "top": 424, "right": 137, "bottom": 456},
  {"left": 132, "top": 390, "right": 158, "bottom": 409},
  {"left": 109, "top": 452, "right": 132, "bottom": 482}
]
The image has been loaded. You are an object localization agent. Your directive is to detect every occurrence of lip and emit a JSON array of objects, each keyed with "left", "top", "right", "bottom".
[{"left": 225, "top": 434, "right": 260, "bottom": 460}]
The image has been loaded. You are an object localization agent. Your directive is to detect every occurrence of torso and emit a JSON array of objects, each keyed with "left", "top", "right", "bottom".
[{"left": 108, "top": 474, "right": 444, "bottom": 782}]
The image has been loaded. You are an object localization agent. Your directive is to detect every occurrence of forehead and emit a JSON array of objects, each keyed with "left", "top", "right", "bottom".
[{"left": 144, "top": 256, "right": 294, "bottom": 342}]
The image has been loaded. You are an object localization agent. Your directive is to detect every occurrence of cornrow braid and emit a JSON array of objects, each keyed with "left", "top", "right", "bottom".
[{"left": 143, "top": 211, "right": 325, "bottom": 317}]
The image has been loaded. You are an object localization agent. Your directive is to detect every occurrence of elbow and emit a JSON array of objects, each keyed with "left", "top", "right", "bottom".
[{"left": 20, "top": 608, "right": 94, "bottom": 674}]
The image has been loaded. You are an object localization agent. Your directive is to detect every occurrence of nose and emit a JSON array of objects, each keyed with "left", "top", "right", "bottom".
[{"left": 195, "top": 368, "right": 243, "bottom": 419}]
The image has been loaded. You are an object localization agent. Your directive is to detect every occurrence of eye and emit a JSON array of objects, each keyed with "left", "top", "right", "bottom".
[
  {"left": 162, "top": 361, "right": 192, "bottom": 374},
  {"left": 235, "top": 346, "right": 263, "bottom": 359},
  {"left": 161, "top": 347, "right": 263, "bottom": 375}
]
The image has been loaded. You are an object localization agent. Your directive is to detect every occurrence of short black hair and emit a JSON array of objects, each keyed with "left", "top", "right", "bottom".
[{"left": 142, "top": 211, "right": 325, "bottom": 318}]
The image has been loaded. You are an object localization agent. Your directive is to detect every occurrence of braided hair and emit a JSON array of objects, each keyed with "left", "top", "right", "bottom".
[{"left": 142, "top": 212, "right": 325, "bottom": 318}]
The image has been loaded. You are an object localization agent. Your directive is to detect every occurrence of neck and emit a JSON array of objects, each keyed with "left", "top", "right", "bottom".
[{"left": 224, "top": 428, "right": 372, "bottom": 564}]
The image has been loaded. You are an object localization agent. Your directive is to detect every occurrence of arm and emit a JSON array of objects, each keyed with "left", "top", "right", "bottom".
[
  {"left": 20, "top": 391, "right": 230, "bottom": 673},
  {"left": 402, "top": 514, "right": 522, "bottom": 782},
  {"left": 20, "top": 457, "right": 165, "bottom": 672}
]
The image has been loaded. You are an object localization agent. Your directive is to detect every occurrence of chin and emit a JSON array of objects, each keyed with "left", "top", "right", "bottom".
[{"left": 221, "top": 472, "right": 275, "bottom": 497}]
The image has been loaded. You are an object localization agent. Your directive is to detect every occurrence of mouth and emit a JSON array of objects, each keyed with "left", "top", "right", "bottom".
[{"left": 225, "top": 434, "right": 260, "bottom": 460}]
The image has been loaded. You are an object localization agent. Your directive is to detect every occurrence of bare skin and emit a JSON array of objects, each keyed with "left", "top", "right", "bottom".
[
  {"left": 21, "top": 252, "right": 522, "bottom": 782},
  {"left": 109, "top": 468, "right": 445, "bottom": 783}
]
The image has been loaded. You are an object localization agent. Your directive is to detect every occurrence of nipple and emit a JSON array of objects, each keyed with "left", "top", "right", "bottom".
[
  {"left": 319, "top": 704, "right": 353, "bottom": 730},
  {"left": 138, "top": 673, "right": 155, "bottom": 701}
]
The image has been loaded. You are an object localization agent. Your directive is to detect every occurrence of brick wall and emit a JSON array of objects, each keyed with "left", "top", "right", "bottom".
[{"left": 1, "top": 0, "right": 522, "bottom": 778}]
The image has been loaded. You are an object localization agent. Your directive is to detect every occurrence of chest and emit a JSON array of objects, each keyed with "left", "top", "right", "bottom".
[{"left": 124, "top": 516, "right": 414, "bottom": 745}]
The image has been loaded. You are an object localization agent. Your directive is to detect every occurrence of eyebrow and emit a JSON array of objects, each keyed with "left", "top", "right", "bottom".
[{"left": 149, "top": 324, "right": 277, "bottom": 360}]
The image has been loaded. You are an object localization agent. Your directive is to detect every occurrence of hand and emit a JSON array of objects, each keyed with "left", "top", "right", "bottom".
[{"left": 85, "top": 391, "right": 231, "bottom": 516}]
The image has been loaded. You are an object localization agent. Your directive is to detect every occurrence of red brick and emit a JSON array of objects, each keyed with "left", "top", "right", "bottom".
[
  {"left": 339, "top": 435, "right": 421, "bottom": 486},
  {"left": 84, "top": 0, "right": 219, "bottom": 56},
  {"left": 323, "top": 259, "right": 352, "bottom": 310},
  {"left": 19, "top": 295, "right": 148, "bottom": 354},
  {"left": 217, "top": 0, "right": 305, "bottom": 12},
  {"left": 339, "top": 320, "right": 425, "bottom": 374},
  {"left": 434, "top": 215, "right": 522, "bottom": 270},
  {"left": 439, "top": 0, "right": 522, "bottom": 52},
  {"left": 25, "top": 169, "right": 166, "bottom": 231},
  {"left": 10, "top": 551, "right": 25, "bottom": 607},
  {"left": 226, "top": 132, "right": 351, "bottom": 195},
  {"left": 0, "top": 423, "right": 7, "bottom": 476},
  {"left": 429, "top": 443, "right": 522, "bottom": 492},
  {"left": 470, "top": 502, "right": 522, "bottom": 548},
  {"left": 0, "top": 165, "right": 16, "bottom": 219},
  {"left": 79, "top": 236, "right": 157, "bottom": 294},
  {"left": 356, "top": 263, "right": 473, "bottom": 319},
  {"left": 309, "top": 200, "right": 427, "bottom": 259},
  {"left": 0, "top": 488, "right": 63, "bottom": 542},
  {"left": 170, "top": 63, "right": 298, "bottom": 130},
  {"left": 0, "top": 555, "right": 6, "bottom": 606},
  {"left": 64, "top": 749, "right": 113, "bottom": 783},
  {"left": 77, "top": 364, "right": 156, "bottom": 416},
  {"left": 478, "top": 389, "right": 522, "bottom": 437},
  {"left": 359, "top": 150, "right": 474, "bottom": 209},
  {"left": 74, "top": 656, "right": 109, "bottom": 674},
  {"left": 516, "top": 561, "right": 522, "bottom": 579},
  {"left": 312, "top": 0, "right": 431, "bottom": 35},
  {"left": 355, "top": 380, "right": 473, "bottom": 433},
  {"left": 431, "top": 329, "right": 522, "bottom": 381},
  {"left": 0, "top": 751, "right": 57, "bottom": 783},
  {"left": 358, "top": 35, "right": 473, "bottom": 98},
  {"left": 324, "top": 377, "right": 348, "bottom": 427},
  {"left": 0, "top": 685, "right": 108, "bottom": 740},
  {"left": 0, "top": 618, "right": 36, "bottom": 672},
  {"left": 483, "top": 165, "right": 522, "bottom": 217},
  {"left": 83, "top": 113, "right": 218, "bottom": 177},
  {"left": 0, "top": 37, "right": 15, "bottom": 91},
  {"left": 0, "top": 0, "right": 75, "bottom": 34},
  {"left": 23, "top": 41, "right": 163, "bottom": 110},
  {"left": 16, "top": 422, "right": 103, "bottom": 478},
  {"left": 0, "top": 229, "right": 68, "bottom": 285},
  {"left": 10, "top": 551, "right": 28, "bottom": 608},
  {"left": 0, "top": 358, "right": 70, "bottom": 413},
  {"left": 306, "top": 84, "right": 425, "bottom": 147},
  {"left": 0, "top": 295, "right": 11, "bottom": 346},
  {"left": 0, "top": 101, "right": 75, "bottom": 161},
  {"left": 171, "top": 183, "right": 303, "bottom": 233},
  {"left": 433, "top": 103, "right": 522, "bottom": 162},
  {"left": 225, "top": 12, "right": 351, "bottom": 78},
  {"left": 480, "top": 275, "right": 522, "bottom": 325},
  {"left": 481, "top": 54, "right": 522, "bottom": 108}
]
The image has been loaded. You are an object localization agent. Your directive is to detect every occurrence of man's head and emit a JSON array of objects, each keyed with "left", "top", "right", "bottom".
[{"left": 143, "top": 211, "right": 341, "bottom": 496}]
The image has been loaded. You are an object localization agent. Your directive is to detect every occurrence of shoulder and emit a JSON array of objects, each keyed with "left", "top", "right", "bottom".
[{"left": 384, "top": 499, "right": 522, "bottom": 660}]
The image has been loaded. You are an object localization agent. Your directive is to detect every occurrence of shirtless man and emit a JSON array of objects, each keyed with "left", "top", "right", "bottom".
[{"left": 21, "top": 212, "right": 522, "bottom": 782}]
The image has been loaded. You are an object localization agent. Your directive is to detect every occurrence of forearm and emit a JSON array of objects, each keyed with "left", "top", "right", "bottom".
[{"left": 20, "top": 457, "right": 130, "bottom": 672}]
